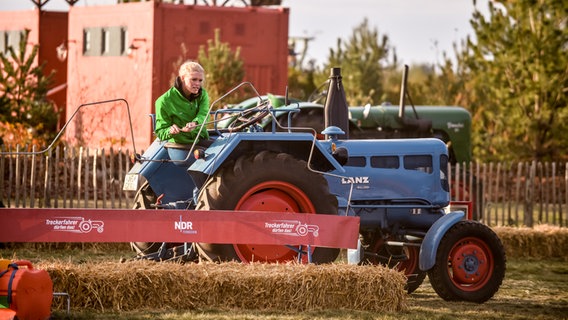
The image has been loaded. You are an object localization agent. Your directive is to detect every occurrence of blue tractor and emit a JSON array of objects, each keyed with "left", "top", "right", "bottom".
[{"left": 123, "top": 69, "right": 505, "bottom": 303}]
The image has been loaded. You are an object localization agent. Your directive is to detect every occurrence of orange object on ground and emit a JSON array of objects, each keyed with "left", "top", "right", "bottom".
[{"left": 0, "top": 260, "right": 52, "bottom": 320}]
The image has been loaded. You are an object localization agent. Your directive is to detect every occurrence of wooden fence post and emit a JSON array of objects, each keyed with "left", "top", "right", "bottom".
[
  {"left": 84, "top": 148, "right": 90, "bottom": 208},
  {"left": 110, "top": 147, "right": 116, "bottom": 208},
  {"left": 538, "top": 162, "right": 544, "bottom": 223},
  {"left": 496, "top": 162, "right": 502, "bottom": 225},
  {"left": 77, "top": 146, "right": 83, "bottom": 207},
  {"left": 551, "top": 162, "right": 557, "bottom": 225},
  {"left": 43, "top": 148, "right": 52, "bottom": 208},
  {"left": 525, "top": 161, "right": 535, "bottom": 227},
  {"left": 15, "top": 145, "right": 21, "bottom": 208},
  {"left": 93, "top": 148, "right": 98, "bottom": 208},
  {"left": 514, "top": 162, "right": 522, "bottom": 225},
  {"left": 475, "top": 161, "right": 481, "bottom": 221},
  {"left": 30, "top": 145, "right": 36, "bottom": 208},
  {"left": 0, "top": 146, "right": 4, "bottom": 205},
  {"left": 560, "top": 162, "right": 568, "bottom": 226},
  {"left": 7, "top": 146, "right": 14, "bottom": 207}
]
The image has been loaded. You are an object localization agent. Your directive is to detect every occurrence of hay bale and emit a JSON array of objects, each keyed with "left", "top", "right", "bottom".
[
  {"left": 494, "top": 225, "right": 568, "bottom": 260},
  {"left": 39, "top": 261, "right": 407, "bottom": 312}
]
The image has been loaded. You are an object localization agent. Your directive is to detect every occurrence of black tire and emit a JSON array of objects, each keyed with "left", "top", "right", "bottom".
[
  {"left": 195, "top": 151, "right": 340, "bottom": 264},
  {"left": 397, "top": 245, "right": 427, "bottom": 294},
  {"left": 130, "top": 182, "right": 196, "bottom": 261},
  {"left": 130, "top": 181, "right": 163, "bottom": 254},
  {"left": 277, "top": 108, "right": 325, "bottom": 134},
  {"left": 427, "top": 220, "right": 506, "bottom": 302},
  {"left": 364, "top": 239, "right": 426, "bottom": 294}
]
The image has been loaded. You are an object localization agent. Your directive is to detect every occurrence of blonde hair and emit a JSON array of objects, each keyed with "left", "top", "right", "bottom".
[{"left": 179, "top": 61, "right": 205, "bottom": 79}]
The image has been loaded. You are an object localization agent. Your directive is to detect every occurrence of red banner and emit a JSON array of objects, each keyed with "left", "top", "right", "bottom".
[{"left": 0, "top": 208, "right": 360, "bottom": 249}]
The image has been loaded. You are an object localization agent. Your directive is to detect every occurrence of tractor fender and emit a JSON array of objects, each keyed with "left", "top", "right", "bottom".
[
  {"left": 125, "top": 138, "right": 196, "bottom": 203},
  {"left": 127, "top": 139, "right": 172, "bottom": 177},
  {"left": 189, "top": 132, "right": 346, "bottom": 176},
  {"left": 419, "top": 211, "right": 465, "bottom": 271}
]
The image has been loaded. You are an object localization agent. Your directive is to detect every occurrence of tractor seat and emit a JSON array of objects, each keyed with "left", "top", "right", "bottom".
[{"left": 164, "top": 142, "right": 194, "bottom": 150}]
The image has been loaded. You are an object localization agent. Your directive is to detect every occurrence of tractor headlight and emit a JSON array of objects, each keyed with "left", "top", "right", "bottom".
[{"left": 332, "top": 146, "right": 349, "bottom": 166}]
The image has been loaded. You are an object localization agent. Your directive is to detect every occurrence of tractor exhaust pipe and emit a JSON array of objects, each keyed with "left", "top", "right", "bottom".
[
  {"left": 398, "top": 64, "right": 409, "bottom": 119},
  {"left": 324, "top": 67, "right": 349, "bottom": 139},
  {"left": 396, "top": 64, "right": 432, "bottom": 133}
]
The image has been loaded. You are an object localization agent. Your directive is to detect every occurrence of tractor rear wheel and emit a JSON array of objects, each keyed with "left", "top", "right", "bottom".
[
  {"left": 365, "top": 239, "right": 426, "bottom": 294},
  {"left": 276, "top": 108, "right": 325, "bottom": 134},
  {"left": 427, "top": 220, "right": 506, "bottom": 302},
  {"left": 195, "top": 151, "right": 340, "bottom": 264},
  {"left": 394, "top": 245, "right": 426, "bottom": 294}
]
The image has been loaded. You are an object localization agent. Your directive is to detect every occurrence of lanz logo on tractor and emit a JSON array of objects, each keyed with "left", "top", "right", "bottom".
[{"left": 341, "top": 176, "right": 370, "bottom": 184}]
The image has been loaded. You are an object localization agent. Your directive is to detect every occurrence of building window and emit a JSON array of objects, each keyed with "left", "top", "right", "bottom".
[
  {"left": 2, "top": 30, "right": 23, "bottom": 55},
  {"left": 101, "top": 28, "right": 109, "bottom": 55},
  {"left": 120, "top": 27, "right": 128, "bottom": 55},
  {"left": 1, "top": 32, "right": 6, "bottom": 54},
  {"left": 83, "top": 26, "right": 129, "bottom": 57},
  {"left": 83, "top": 29, "right": 91, "bottom": 54}
]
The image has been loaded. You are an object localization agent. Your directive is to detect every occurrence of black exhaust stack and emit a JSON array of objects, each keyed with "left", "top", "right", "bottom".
[
  {"left": 324, "top": 67, "right": 349, "bottom": 139},
  {"left": 398, "top": 64, "right": 432, "bottom": 134}
]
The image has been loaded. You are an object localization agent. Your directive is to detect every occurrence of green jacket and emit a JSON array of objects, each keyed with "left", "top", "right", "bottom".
[{"left": 154, "top": 85, "right": 210, "bottom": 144}]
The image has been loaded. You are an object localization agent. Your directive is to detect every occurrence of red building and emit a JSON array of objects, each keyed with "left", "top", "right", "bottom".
[
  {"left": 0, "top": 9, "right": 68, "bottom": 127},
  {"left": 0, "top": 2, "right": 289, "bottom": 150}
]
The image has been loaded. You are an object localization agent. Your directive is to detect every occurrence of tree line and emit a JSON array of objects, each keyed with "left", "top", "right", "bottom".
[{"left": 289, "top": 0, "right": 567, "bottom": 163}]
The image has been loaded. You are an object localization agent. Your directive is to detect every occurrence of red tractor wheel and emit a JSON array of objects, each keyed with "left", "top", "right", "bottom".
[
  {"left": 427, "top": 220, "right": 506, "bottom": 302},
  {"left": 365, "top": 239, "right": 426, "bottom": 294},
  {"left": 396, "top": 245, "right": 427, "bottom": 294},
  {"left": 195, "top": 151, "right": 340, "bottom": 264}
]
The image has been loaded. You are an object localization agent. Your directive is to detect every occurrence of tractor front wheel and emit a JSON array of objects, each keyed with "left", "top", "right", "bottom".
[
  {"left": 130, "top": 181, "right": 163, "bottom": 255},
  {"left": 427, "top": 220, "right": 506, "bottom": 302},
  {"left": 130, "top": 181, "right": 197, "bottom": 261},
  {"left": 195, "top": 151, "right": 340, "bottom": 264}
]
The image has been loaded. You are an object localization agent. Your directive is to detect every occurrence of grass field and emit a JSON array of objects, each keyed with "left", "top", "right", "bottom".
[{"left": 1, "top": 244, "right": 566, "bottom": 320}]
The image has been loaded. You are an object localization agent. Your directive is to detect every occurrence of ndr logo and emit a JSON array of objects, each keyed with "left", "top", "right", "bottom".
[{"left": 175, "top": 215, "right": 194, "bottom": 234}]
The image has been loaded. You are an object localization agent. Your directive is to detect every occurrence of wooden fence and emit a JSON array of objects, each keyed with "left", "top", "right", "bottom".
[
  {"left": 451, "top": 161, "right": 566, "bottom": 227},
  {"left": 1, "top": 145, "right": 566, "bottom": 227},
  {"left": 0, "top": 145, "right": 134, "bottom": 210}
]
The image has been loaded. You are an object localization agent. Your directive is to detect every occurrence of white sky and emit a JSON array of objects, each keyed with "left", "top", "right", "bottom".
[{"left": 0, "top": 0, "right": 488, "bottom": 66}]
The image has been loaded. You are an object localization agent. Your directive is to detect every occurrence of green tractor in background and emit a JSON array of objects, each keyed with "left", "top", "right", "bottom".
[{"left": 222, "top": 65, "right": 480, "bottom": 219}]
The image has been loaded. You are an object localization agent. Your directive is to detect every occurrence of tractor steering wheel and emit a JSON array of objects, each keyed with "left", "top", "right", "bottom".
[
  {"left": 307, "top": 80, "right": 329, "bottom": 104},
  {"left": 227, "top": 103, "right": 271, "bottom": 132}
]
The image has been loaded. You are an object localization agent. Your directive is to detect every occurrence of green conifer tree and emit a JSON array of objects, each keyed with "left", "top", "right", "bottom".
[
  {"left": 0, "top": 29, "right": 58, "bottom": 147},
  {"left": 198, "top": 29, "right": 245, "bottom": 107}
]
